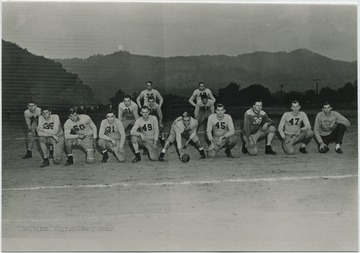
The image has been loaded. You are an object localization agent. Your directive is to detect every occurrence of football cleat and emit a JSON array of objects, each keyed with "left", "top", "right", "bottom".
[
  {"left": 101, "top": 152, "right": 109, "bottom": 163},
  {"left": 335, "top": 148, "right": 343, "bottom": 154},
  {"left": 265, "top": 145, "right": 277, "bottom": 155},
  {"left": 65, "top": 157, "right": 74, "bottom": 166},
  {"left": 199, "top": 149, "right": 206, "bottom": 159},
  {"left": 132, "top": 155, "right": 141, "bottom": 163},
  {"left": 299, "top": 147, "right": 308, "bottom": 154},
  {"left": 22, "top": 150, "right": 32, "bottom": 159},
  {"left": 225, "top": 148, "right": 234, "bottom": 158},
  {"left": 241, "top": 143, "right": 248, "bottom": 154},
  {"left": 40, "top": 158, "right": 50, "bottom": 168},
  {"left": 158, "top": 153, "right": 165, "bottom": 162}
]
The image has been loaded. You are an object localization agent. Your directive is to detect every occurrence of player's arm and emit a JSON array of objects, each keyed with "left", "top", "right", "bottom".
[
  {"left": 188, "top": 91, "right": 198, "bottom": 107},
  {"left": 155, "top": 91, "right": 164, "bottom": 108},
  {"left": 156, "top": 106, "right": 163, "bottom": 127},
  {"left": 313, "top": 113, "right": 324, "bottom": 144},
  {"left": 188, "top": 120, "right": 199, "bottom": 141},
  {"left": 87, "top": 117, "right": 97, "bottom": 139},
  {"left": 136, "top": 91, "right": 144, "bottom": 109},
  {"left": 301, "top": 113, "right": 311, "bottom": 131},
  {"left": 206, "top": 116, "right": 214, "bottom": 141},
  {"left": 174, "top": 125, "right": 184, "bottom": 150},
  {"left": 208, "top": 90, "right": 216, "bottom": 102},
  {"left": 99, "top": 120, "right": 112, "bottom": 141},
  {"left": 130, "top": 119, "right": 141, "bottom": 137},
  {"left": 117, "top": 121, "right": 126, "bottom": 148},
  {"left": 24, "top": 112, "right": 32, "bottom": 130},
  {"left": 36, "top": 118, "right": 46, "bottom": 136},
  {"left": 210, "top": 103, "right": 215, "bottom": 114},
  {"left": 224, "top": 116, "right": 235, "bottom": 138},
  {"left": 263, "top": 113, "right": 274, "bottom": 125},
  {"left": 243, "top": 112, "right": 252, "bottom": 138},
  {"left": 277, "top": 114, "right": 286, "bottom": 139},
  {"left": 194, "top": 102, "right": 200, "bottom": 119},
  {"left": 118, "top": 104, "right": 123, "bottom": 120},
  {"left": 133, "top": 104, "right": 140, "bottom": 119},
  {"left": 334, "top": 112, "right": 351, "bottom": 127},
  {"left": 153, "top": 117, "right": 159, "bottom": 141},
  {"left": 64, "top": 122, "right": 79, "bottom": 140}
]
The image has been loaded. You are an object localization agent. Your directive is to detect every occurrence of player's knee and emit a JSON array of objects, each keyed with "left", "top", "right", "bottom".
[
  {"left": 207, "top": 149, "right": 217, "bottom": 158},
  {"left": 39, "top": 136, "right": 47, "bottom": 143},
  {"left": 268, "top": 125, "right": 277, "bottom": 133},
  {"left": 97, "top": 138, "right": 106, "bottom": 148},
  {"left": 247, "top": 147, "right": 258, "bottom": 156},
  {"left": 191, "top": 135, "right": 200, "bottom": 143},
  {"left": 306, "top": 130, "right": 314, "bottom": 138},
  {"left": 131, "top": 135, "right": 139, "bottom": 143}
]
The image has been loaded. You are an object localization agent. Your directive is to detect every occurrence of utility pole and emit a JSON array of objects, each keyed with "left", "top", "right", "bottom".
[
  {"left": 313, "top": 79, "right": 321, "bottom": 95},
  {"left": 279, "top": 84, "right": 284, "bottom": 97}
]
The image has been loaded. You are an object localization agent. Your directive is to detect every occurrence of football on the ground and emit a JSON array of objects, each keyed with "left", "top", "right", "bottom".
[{"left": 181, "top": 154, "right": 190, "bottom": 163}]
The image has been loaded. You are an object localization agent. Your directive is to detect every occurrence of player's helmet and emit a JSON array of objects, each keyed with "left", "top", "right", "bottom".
[{"left": 181, "top": 154, "right": 190, "bottom": 163}]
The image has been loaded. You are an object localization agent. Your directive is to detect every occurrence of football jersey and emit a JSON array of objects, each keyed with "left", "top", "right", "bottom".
[
  {"left": 100, "top": 118, "right": 125, "bottom": 140},
  {"left": 191, "top": 88, "right": 214, "bottom": 102},
  {"left": 24, "top": 107, "right": 41, "bottom": 126},
  {"left": 207, "top": 114, "right": 234, "bottom": 137},
  {"left": 196, "top": 99, "right": 215, "bottom": 112},
  {"left": 118, "top": 101, "right": 138, "bottom": 120},
  {"left": 279, "top": 111, "right": 311, "bottom": 135},
  {"left": 37, "top": 114, "right": 64, "bottom": 136},
  {"left": 172, "top": 117, "right": 198, "bottom": 134},
  {"left": 131, "top": 115, "right": 159, "bottom": 139},
  {"left": 64, "top": 114, "right": 94, "bottom": 136},
  {"left": 243, "top": 108, "right": 273, "bottom": 136},
  {"left": 314, "top": 111, "right": 350, "bottom": 137},
  {"left": 139, "top": 89, "right": 162, "bottom": 106},
  {"left": 148, "top": 102, "right": 161, "bottom": 119}
]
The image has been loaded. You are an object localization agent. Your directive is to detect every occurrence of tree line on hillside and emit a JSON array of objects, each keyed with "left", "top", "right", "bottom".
[{"left": 109, "top": 81, "right": 357, "bottom": 110}]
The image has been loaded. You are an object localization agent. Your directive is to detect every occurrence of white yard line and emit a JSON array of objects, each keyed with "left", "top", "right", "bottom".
[
  {"left": 3, "top": 174, "right": 357, "bottom": 191},
  {"left": 3, "top": 210, "right": 356, "bottom": 223}
]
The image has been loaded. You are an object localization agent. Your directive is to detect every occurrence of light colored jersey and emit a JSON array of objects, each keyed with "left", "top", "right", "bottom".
[
  {"left": 148, "top": 102, "right": 161, "bottom": 119},
  {"left": 131, "top": 115, "right": 159, "bottom": 139},
  {"left": 37, "top": 114, "right": 64, "bottom": 137},
  {"left": 139, "top": 89, "right": 162, "bottom": 106},
  {"left": 279, "top": 111, "right": 311, "bottom": 135},
  {"left": 64, "top": 114, "right": 94, "bottom": 136},
  {"left": 24, "top": 107, "right": 41, "bottom": 127},
  {"left": 191, "top": 88, "right": 215, "bottom": 102},
  {"left": 243, "top": 108, "right": 273, "bottom": 137},
  {"left": 207, "top": 113, "right": 235, "bottom": 137},
  {"left": 99, "top": 118, "right": 125, "bottom": 140},
  {"left": 196, "top": 99, "right": 215, "bottom": 112},
  {"left": 118, "top": 101, "right": 138, "bottom": 120},
  {"left": 314, "top": 111, "right": 350, "bottom": 137},
  {"left": 172, "top": 117, "right": 198, "bottom": 134}
]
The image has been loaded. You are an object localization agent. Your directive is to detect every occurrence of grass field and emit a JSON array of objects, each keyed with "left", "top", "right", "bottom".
[{"left": 2, "top": 109, "right": 358, "bottom": 251}]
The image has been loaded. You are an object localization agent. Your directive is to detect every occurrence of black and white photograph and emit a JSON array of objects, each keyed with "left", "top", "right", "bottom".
[{"left": 2, "top": 0, "right": 358, "bottom": 251}]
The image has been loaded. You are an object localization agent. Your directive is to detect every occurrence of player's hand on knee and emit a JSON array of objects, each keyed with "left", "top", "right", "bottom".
[
  {"left": 282, "top": 136, "right": 291, "bottom": 144},
  {"left": 53, "top": 136, "right": 59, "bottom": 143}
]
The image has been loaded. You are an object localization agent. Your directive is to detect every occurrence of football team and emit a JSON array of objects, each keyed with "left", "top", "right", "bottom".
[{"left": 22, "top": 81, "right": 351, "bottom": 167}]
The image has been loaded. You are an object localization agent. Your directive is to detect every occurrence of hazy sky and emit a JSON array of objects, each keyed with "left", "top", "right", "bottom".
[{"left": 2, "top": 1, "right": 357, "bottom": 61}]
